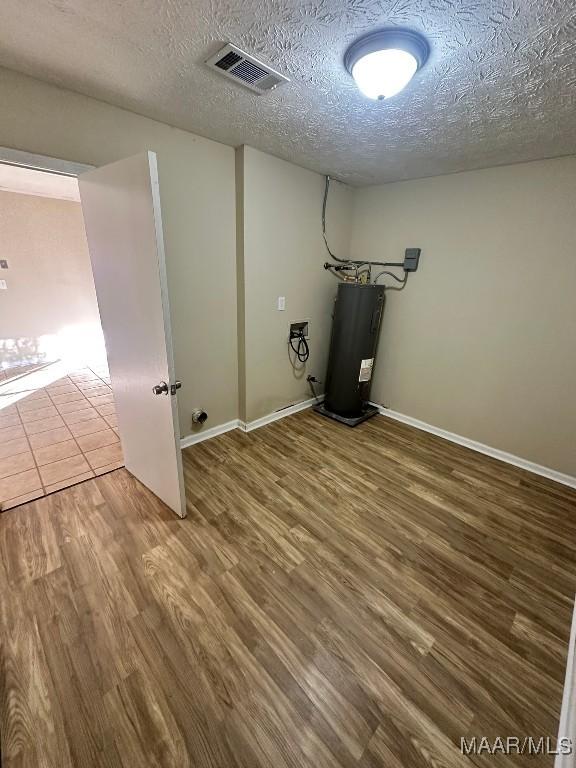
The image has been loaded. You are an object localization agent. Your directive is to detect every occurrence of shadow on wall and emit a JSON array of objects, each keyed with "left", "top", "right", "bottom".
[{"left": 287, "top": 343, "right": 307, "bottom": 381}]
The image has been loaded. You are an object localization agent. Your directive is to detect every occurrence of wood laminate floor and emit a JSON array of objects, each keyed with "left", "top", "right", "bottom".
[{"left": 1, "top": 410, "right": 575, "bottom": 767}]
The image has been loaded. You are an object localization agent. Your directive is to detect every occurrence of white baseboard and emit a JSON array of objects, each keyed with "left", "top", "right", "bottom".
[
  {"left": 239, "top": 396, "right": 322, "bottom": 433},
  {"left": 179, "top": 397, "right": 322, "bottom": 448},
  {"left": 181, "top": 400, "right": 576, "bottom": 490},
  {"left": 372, "top": 404, "right": 576, "bottom": 490},
  {"left": 180, "top": 419, "right": 240, "bottom": 448}
]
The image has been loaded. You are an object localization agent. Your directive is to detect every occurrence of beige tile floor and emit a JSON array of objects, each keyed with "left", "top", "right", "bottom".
[
  {"left": 0, "top": 363, "right": 124, "bottom": 511},
  {"left": 0, "top": 361, "right": 51, "bottom": 383}
]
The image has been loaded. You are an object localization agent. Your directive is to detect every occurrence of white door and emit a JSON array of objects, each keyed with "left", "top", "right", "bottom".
[{"left": 79, "top": 151, "right": 186, "bottom": 518}]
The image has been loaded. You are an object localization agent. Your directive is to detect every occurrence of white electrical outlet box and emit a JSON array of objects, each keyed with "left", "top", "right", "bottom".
[
  {"left": 277, "top": 296, "right": 286, "bottom": 311},
  {"left": 0, "top": 279, "right": 7, "bottom": 290}
]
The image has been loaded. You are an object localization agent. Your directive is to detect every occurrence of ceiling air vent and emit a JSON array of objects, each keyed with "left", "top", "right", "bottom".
[{"left": 205, "top": 43, "right": 289, "bottom": 95}]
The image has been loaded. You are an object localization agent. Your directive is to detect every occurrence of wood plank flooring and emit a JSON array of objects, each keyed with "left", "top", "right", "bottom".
[{"left": 1, "top": 409, "right": 575, "bottom": 767}]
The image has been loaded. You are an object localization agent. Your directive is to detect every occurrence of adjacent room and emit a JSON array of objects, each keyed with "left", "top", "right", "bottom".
[
  {"left": 0, "top": 2, "right": 575, "bottom": 767},
  {"left": 0, "top": 165, "right": 124, "bottom": 508}
]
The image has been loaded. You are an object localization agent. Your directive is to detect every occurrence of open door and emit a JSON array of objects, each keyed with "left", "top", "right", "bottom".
[{"left": 79, "top": 151, "right": 186, "bottom": 518}]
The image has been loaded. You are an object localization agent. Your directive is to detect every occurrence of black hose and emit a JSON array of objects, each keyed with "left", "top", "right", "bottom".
[{"left": 289, "top": 332, "right": 310, "bottom": 362}]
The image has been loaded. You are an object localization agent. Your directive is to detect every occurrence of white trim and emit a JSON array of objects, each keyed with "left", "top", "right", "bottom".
[
  {"left": 179, "top": 397, "right": 322, "bottom": 447},
  {"left": 181, "top": 399, "right": 576, "bottom": 490},
  {"left": 180, "top": 419, "right": 241, "bottom": 448},
  {"left": 239, "top": 396, "right": 322, "bottom": 432},
  {"left": 372, "top": 404, "right": 576, "bottom": 490},
  {"left": 0, "top": 146, "right": 94, "bottom": 176},
  {"left": 556, "top": 596, "right": 576, "bottom": 767}
]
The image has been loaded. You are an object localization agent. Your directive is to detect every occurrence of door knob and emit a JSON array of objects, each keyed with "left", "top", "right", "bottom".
[
  {"left": 170, "top": 381, "right": 182, "bottom": 396},
  {"left": 152, "top": 381, "right": 169, "bottom": 395}
]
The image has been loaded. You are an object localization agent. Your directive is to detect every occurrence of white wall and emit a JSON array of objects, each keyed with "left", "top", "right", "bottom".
[
  {"left": 237, "top": 146, "right": 353, "bottom": 423},
  {"left": 0, "top": 66, "right": 237, "bottom": 437},
  {"left": 0, "top": 190, "right": 102, "bottom": 370},
  {"left": 351, "top": 157, "right": 576, "bottom": 476},
  {"left": 4, "top": 67, "right": 572, "bottom": 476},
  {"left": 0, "top": 67, "right": 354, "bottom": 435}
]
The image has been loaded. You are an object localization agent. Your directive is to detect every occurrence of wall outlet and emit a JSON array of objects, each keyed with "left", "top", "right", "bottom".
[
  {"left": 277, "top": 296, "right": 286, "bottom": 311},
  {"left": 0, "top": 279, "right": 7, "bottom": 290}
]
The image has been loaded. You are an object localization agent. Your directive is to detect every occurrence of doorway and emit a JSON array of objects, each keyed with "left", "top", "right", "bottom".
[
  {"left": 0, "top": 164, "right": 125, "bottom": 509},
  {"left": 0, "top": 148, "right": 186, "bottom": 518}
]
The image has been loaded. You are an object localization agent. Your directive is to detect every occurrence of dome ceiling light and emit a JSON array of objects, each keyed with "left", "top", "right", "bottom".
[{"left": 344, "top": 28, "right": 430, "bottom": 101}]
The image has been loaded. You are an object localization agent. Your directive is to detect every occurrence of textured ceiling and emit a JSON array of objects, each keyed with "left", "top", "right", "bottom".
[{"left": 0, "top": 0, "right": 575, "bottom": 185}]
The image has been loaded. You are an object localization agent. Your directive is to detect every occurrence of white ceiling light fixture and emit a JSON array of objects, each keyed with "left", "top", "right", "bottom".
[{"left": 344, "top": 28, "right": 430, "bottom": 101}]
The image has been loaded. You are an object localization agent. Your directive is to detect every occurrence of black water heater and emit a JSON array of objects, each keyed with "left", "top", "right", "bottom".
[{"left": 314, "top": 283, "right": 385, "bottom": 426}]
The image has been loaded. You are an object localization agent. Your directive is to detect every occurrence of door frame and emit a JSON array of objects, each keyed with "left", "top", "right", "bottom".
[
  {"left": 0, "top": 146, "right": 187, "bottom": 516},
  {"left": 0, "top": 146, "right": 94, "bottom": 176}
]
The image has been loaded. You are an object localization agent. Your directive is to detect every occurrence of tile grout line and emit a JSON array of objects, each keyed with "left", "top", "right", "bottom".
[
  {"left": 1, "top": 374, "right": 59, "bottom": 506},
  {"left": 60, "top": 367, "right": 123, "bottom": 474},
  {"left": 46, "top": 379, "right": 97, "bottom": 481},
  {"left": 2, "top": 366, "right": 123, "bottom": 507},
  {"left": 27, "top": 381, "right": 114, "bottom": 436},
  {"left": 87, "top": 367, "right": 124, "bottom": 471},
  {"left": 89, "top": 367, "right": 123, "bottom": 456},
  {"left": 2, "top": 434, "right": 118, "bottom": 473},
  {"left": 15, "top": 381, "right": 47, "bottom": 502},
  {"left": 27, "top": 379, "right": 90, "bottom": 493},
  {"left": 16, "top": 373, "right": 105, "bottom": 483},
  {"left": 88, "top": 367, "right": 119, "bottom": 432}
]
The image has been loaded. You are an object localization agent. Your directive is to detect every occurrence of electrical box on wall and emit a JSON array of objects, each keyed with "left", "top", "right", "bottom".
[
  {"left": 403, "top": 248, "right": 421, "bottom": 272},
  {"left": 289, "top": 321, "right": 309, "bottom": 339}
]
